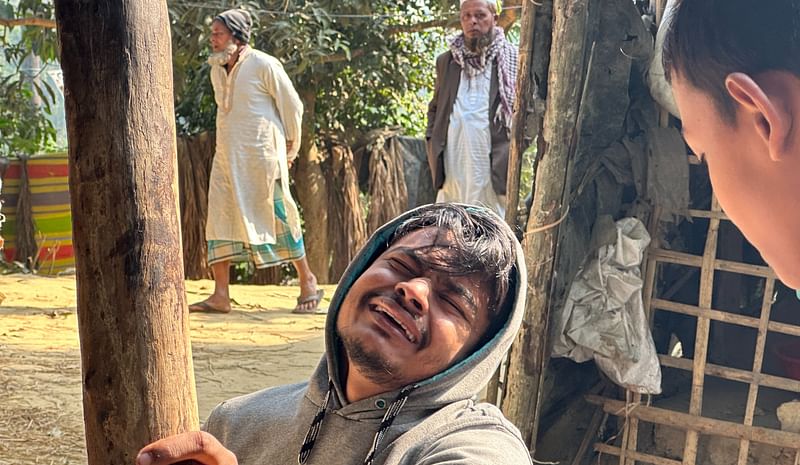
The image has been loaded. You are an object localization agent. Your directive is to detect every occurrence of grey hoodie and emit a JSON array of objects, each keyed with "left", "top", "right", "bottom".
[{"left": 204, "top": 207, "right": 532, "bottom": 465}]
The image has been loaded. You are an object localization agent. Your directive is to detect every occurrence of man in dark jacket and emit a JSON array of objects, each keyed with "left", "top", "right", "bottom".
[
  {"left": 137, "top": 204, "right": 532, "bottom": 465},
  {"left": 426, "top": 0, "right": 518, "bottom": 217}
]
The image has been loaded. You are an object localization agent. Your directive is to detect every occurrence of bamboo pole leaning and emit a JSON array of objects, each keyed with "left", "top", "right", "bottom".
[{"left": 501, "top": 0, "right": 593, "bottom": 451}]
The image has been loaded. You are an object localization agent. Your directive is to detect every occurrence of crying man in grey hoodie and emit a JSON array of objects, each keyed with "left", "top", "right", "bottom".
[{"left": 137, "top": 203, "right": 533, "bottom": 465}]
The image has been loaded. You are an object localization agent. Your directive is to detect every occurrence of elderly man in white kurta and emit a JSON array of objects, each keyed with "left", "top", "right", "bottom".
[{"left": 189, "top": 9, "right": 323, "bottom": 314}]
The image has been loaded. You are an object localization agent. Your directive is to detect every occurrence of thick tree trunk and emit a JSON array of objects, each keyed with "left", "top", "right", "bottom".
[
  {"left": 326, "top": 139, "right": 367, "bottom": 281},
  {"left": 55, "top": 1, "right": 199, "bottom": 464},
  {"left": 293, "top": 89, "right": 331, "bottom": 283},
  {"left": 177, "top": 132, "right": 215, "bottom": 280},
  {"left": 502, "top": 0, "right": 591, "bottom": 451}
]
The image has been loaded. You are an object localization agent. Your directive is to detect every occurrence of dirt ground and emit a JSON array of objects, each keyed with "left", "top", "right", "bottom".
[{"left": 0, "top": 273, "right": 335, "bottom": 465}]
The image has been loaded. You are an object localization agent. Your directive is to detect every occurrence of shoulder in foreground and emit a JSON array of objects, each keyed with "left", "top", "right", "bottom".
[
  {"left": 210, "top": 381, "right": 308, "bottom": 420},
  {"left": 405, "top": 401, "right": 532, "bottom": 464}
]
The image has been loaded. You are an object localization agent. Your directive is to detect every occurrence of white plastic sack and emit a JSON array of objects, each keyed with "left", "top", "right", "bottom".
[{"left": 552, "top": 217, "right": 662, "bottom": 394}]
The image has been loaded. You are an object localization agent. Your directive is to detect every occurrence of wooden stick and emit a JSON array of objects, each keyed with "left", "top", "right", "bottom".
[
  {"left": 658, "top": 354, "right": 800, "bottom": 394},
  {"left": 595, "top": 443, "right": 682, "bottom": 465},
  {"left": 587, "top": 395, "right": 800, "bottom": 450},
  {"left": 737, "top": 278, "right": 776, "bottom": 465},
  {"left": 502, "top": 0, "right": 590, "bottom": 451},
  {"left": 490, "top": 0, "right": 541, "bottom": 408},
  {"left": 681, "top": 209, "right": 729, "bottom": 221},
  {"left": 622, "top": 391, "right": 642, "bottom": 465},
  {"left": 652, "top": 298, "right": 800, "bottom": 339},
  {"left": 571, "top": 408, "right": 607, "bottom": 465},
  {"left": 503, "top": 0, "right": 539, "bottom": 230},
  {"left": 643, "top": 205, "right": 662, "bottom": 328},
  {"left": 683, "top": 197, "right": 722, "bottom": 465},
  {"left": 648, "top": 248, "right": 776, "bottom": 279}
]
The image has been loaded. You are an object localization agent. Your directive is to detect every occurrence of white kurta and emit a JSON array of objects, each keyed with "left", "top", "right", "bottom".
[
  {"left": 436, "top": 65, "right": 505, "bottom": 217},
  {"left": 207, "top": 47, "right": 303, "bottom": 245}
]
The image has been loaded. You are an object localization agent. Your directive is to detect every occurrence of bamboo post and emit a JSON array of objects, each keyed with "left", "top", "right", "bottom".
[
  {"left": 503, "top": 0, "right": 539, "bottom": 230},
  {"left": 736, "top": 278, "right": 775, "bottom": 465},
  {"left": 596, "top": 443, "right": 682, "bottom": 465},
  {"left": 502, "top": 0, "right": 592, "bottom": 450},
  {"left": 682, "top": 196, "right": 722, "bottom": 465},
  {"left": 588, "top": 395, "right": 800, "bottom": 450},
  {"left": 619, "top": 391, "right": 642, "bottom": 465},
  {"left": 54, "top": 1, "right": 199, "bottom": 463},
  {"left": 487, "top": 0, "right": 542, "bottom": 408}
]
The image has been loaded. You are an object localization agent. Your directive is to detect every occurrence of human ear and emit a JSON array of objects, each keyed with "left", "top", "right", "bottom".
[{"left": 725, "top": 72, "right": 792, "bottom": 162}]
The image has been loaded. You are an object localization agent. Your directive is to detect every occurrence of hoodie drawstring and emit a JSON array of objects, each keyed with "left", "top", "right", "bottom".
[
  {"left": 362, "top": 384, "right": 418, "bottom": 465},
  {"left": 297, "top": 382, "right": 419, "bottom": 465},
  {"left": 298, "top": 380, "right": 333, "bottom": 464}
]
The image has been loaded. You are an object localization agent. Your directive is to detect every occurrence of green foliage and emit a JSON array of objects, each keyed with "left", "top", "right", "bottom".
[
  {"left": 0, "top": 83, "right": 57, "bottom": 157},
  {"left": 0, "top": 0, "right": 59, "bottom": 157},
  {"left": 2, "top": 0, "right": 461, "bottom": 145},
  {"left": 169, "top": 0, "right": 456, "bottom": 139}
]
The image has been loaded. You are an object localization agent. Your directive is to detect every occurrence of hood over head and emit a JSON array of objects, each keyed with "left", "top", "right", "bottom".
[{"left": 297, "top": 203, "right": 527, "bottom": 464}]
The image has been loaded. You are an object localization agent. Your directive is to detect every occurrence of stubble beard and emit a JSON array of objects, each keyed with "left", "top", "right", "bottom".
[
  {"left": 340, "top": 333, "right": 399, "bottom": 388},
  {"left": 207, "top": 41, "right": 239, "bottom": 66}
]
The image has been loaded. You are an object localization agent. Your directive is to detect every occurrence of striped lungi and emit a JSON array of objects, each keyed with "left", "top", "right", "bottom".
[{"left": 207, "top": 184, "right": 306, "bottom": 268}]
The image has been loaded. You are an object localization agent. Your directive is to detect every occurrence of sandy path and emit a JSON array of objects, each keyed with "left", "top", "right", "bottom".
[{"left": 0, "top": 273, "right": 334, "bottom": 465}]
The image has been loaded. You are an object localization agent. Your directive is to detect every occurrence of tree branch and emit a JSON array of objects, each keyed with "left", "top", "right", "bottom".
[
  {"left": 0, "top": 17, "right": 56, "bottom": 29},
  {"left": 386, "top": 17, "right": 456, "bottom": 35},
  {"left": 318, "top": 48, "right": 366, "bottom": 64}
]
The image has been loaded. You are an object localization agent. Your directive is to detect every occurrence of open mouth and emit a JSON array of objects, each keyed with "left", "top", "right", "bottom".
[{"left": 370, "top": 302, "right": 419, "bottom": 344}]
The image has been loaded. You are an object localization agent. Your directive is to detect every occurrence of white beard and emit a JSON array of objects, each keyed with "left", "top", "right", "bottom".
[{"left": 207, "top": 42, "right": 238, "bottom": 66}]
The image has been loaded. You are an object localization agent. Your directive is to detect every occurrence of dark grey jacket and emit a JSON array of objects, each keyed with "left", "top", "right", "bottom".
[{"left": 426, "top": 51, "right": 511, "bottom": 196}]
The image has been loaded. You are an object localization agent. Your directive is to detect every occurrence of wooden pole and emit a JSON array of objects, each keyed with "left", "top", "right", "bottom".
[
  {"left": 588, "top": 395, "right": 800, "bottom": 451},
  {"left": 737, "top": 278, "right": 776, "bottom": 465},
  {"left": 502, "top": 0, "right": 592, "bottom": 450},
  {"left": 683, "top": 196, "right": 722, "bottom": 465},
  {"left": 503, "top": 0, "right": 540, "bottom": 230},
  {"left": 54, "top": 1, "right": 199, "bottom": 463},
  {"left": 488, "top": 0, "right": 547, "bottom": 407}
]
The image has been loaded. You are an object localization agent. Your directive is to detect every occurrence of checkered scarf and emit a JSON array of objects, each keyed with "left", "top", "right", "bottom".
[{"left": 448, "top": 26, "right": 518, "bottom": 129}]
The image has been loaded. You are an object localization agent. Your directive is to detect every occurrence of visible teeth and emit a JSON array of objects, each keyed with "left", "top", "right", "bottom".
[{"left": 377, "top": 305, "right": 416, "bottom": 343}]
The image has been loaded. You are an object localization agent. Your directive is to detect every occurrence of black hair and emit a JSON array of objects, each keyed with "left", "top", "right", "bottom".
[
  {"left": 662, "top": 0, "right": 800, "bottom": 123},
  {"left": 389, "top": 203, "right": 518, "bottom": 321}
]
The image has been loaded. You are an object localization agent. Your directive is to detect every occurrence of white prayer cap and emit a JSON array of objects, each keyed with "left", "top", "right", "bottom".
[{"left": 460, "top": 0, "right": 501, "bottom": 12}]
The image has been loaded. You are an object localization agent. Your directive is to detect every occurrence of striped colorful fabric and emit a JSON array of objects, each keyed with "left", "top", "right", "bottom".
[{"left": 1, "top": 152, "right": 75, "bottom": 274}]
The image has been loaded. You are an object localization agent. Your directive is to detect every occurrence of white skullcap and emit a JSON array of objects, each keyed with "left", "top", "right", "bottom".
[{"left": 460, "top": 0, "right": 501, "bottom": 11}]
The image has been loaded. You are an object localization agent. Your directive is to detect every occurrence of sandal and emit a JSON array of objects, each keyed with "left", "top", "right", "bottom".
[
  {"left": 188, "top": 301, "right": 231, "bottom": 314},
  {"left": 292, "top": 289, "right": 326, "bottom": 314}
]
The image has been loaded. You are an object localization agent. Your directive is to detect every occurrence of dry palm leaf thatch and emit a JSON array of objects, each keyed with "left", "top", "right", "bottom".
[
  {"left": 326, "top": 138, "right": 367, "bottom": 281},
  {"left": 14, "top": 156, "right": 37, "bottom": 268},
  {"left": 366, "top": 134, "right": 408, "bottom": 236},
  {"left": 177, "top": 132, "right": 215, "bottom": 279}
]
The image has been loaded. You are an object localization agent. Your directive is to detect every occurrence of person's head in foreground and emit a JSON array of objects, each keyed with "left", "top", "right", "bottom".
[
  {"left": 663, "top": 0, "right": 800, "bottom": 289},
  {"left": 208, "top": 9, "right": 251, "bottom": 66},
  {"left": 137, "top": 203, "right": 531, "bottom": 465}
]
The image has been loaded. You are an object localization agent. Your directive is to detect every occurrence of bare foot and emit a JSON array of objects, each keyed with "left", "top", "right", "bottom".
[{"left": 188, "top": 295, "right": 232, "bottom": 313}]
